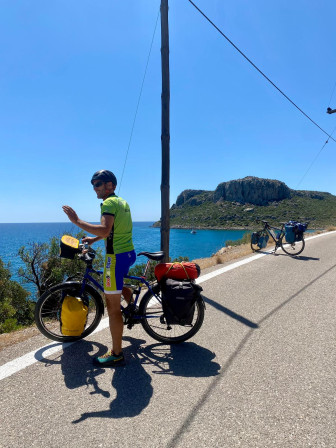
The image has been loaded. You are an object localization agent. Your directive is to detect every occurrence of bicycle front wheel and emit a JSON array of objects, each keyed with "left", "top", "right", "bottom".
[
  {"left": 139, "top": 283, "right": 205, "bottom": 344},
  {"left": 281, "top": 236, "right": 305, "bottom": 256},
  {"left": 34, "top": 281, "right": 104, "bottom": 342}
]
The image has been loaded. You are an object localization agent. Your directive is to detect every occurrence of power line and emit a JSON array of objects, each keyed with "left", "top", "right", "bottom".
[
  {"left": 296, "top": 125, "right": 336, "bottom": 189},
  {"left": 186, "top": 0, "right": 336, "bottom": 145},
  {"left": 118, "top": 10, "right": 160, "bottom": 194}
]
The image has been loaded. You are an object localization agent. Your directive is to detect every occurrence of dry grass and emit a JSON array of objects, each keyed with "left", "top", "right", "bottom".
[
  {"left": 193, "top": 243, "right": 254, "bottom": 270},
  {"left": 0, "top": 325, "right": 40, "bottom": 351}
]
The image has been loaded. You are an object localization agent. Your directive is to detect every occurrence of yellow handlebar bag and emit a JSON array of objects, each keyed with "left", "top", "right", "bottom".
[
  {"left": 60, "top": 295, "right": 88, "bottom": 336},
  {"left": 60, "top": 235, "right": 80, "bottom": 259}
]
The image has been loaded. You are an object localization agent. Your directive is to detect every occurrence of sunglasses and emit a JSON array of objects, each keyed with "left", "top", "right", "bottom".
[{"left": 92, "top": 181, "right": 104, "bottom": 188}]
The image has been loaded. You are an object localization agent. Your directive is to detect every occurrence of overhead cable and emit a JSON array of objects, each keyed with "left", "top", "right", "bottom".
[
  {"left": 118, "top": 9, "right": 160, "bottom": 194},
  {"left": 296, "top": 125, "right": 336, "bottom": 189},
  {"left": 186, "top": 0, "right": 336, "bottom": 144}
]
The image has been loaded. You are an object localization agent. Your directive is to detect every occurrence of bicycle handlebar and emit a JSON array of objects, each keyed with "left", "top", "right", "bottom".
[
  {"left": 77, "top": 242, "right": 97, "bottom": 263},
  {"left": 255, "top": 219, "right": 268, "bottom": 225}
]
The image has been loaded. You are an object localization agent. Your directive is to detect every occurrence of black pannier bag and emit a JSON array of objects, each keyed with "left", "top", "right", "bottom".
[
  {"left": 295, "top": 222, "right": 308, "bottom": 241},
  {"left": 160, "top": 279, "right": 203, "bottom": 326}
]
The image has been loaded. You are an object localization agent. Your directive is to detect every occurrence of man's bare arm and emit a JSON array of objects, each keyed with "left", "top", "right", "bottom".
[{"left": 62, "top": 205, "right": 114, "bottom": 238}]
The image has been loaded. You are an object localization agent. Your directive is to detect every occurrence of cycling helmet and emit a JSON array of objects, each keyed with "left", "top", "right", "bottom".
[{"left": 91, "top": 170, "right": 117, "bottom": 186}]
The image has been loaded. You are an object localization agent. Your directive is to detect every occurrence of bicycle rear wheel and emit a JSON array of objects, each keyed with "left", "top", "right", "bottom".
[
  {"left": 281, "top": 236, "right": 305, "bottom": 256},
  {"left": 34, "top": 281, "right": 104, "bottom": 342},
  {"left": 139, "top": 283, "right": 205, "bottom": 344}
]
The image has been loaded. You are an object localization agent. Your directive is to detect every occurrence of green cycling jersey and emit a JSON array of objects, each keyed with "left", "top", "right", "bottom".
[{"left": 100, "top": 194, "right": 134, "bottom": 254}]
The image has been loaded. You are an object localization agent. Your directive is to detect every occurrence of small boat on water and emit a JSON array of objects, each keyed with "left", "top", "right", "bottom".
[{"left": 190, "top": 229, "right": 196, "bottom": 234}]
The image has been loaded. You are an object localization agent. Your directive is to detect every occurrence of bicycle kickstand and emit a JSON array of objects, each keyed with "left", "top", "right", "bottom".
[{"left": 273, "top": 242, "right": 281, "bottom": 254}]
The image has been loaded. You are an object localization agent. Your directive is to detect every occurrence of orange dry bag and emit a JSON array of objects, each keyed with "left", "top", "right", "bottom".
[{"left": 154, "top": 262, "right": 201, "bottom": 282}]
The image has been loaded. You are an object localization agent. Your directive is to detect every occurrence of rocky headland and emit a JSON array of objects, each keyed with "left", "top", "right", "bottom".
[{"left": 154, "top": 176, "right": 336, "bottom": 229}]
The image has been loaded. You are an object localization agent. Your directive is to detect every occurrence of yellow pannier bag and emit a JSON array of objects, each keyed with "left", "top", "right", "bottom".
[{"left": 60, "top": 295, "right": 88, "bottom": 336}]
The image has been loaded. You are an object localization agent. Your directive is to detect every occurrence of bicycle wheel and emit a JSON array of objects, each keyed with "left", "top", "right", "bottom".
[
  {"left": 35, "top": 281, "right": 104, "bottom": 342},
  {"left": 139, "top": 283, "right": 205, "bottom": 344},
  {"left": 281, "top": 235, "right": 305, "bottom": 256}
]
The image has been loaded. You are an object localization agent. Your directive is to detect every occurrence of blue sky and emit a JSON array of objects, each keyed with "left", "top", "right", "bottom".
[{"left": 1, "top": 0, "right": 336, "bottom": 223}]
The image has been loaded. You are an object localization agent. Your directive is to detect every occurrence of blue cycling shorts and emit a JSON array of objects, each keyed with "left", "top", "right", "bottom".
[{"left": 103, "top": 250, "right": 136, "bottom": 294}]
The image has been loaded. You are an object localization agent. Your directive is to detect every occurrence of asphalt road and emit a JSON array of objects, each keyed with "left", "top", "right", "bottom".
[{"left": 1, "top": 232, "right": 335, "bottom": 448}]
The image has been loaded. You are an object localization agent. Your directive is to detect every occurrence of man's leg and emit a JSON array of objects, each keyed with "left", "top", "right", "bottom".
[
  {"left": 122, "top": 286, "right": 133, "bottom": 304},
  {"left": 105, "top": 293, "right": 123, "bottom": 355},
  {"left": 101, "top": 251, "right": 136, "bottom": 357}
]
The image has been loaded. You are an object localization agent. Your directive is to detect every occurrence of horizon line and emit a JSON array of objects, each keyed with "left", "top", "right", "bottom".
[{"left": 0, "top": 220, "right": 156, "bottom": 225}]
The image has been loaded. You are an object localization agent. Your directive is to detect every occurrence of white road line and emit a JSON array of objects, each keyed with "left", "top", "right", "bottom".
[
  {"left": 196, "top": 252, "right": 267, "bottom": 284},
  {"left": 0, "top": 316, "right": 110, "bottom": 381},
  {"left": 0, "top": 230, "right": 334, "bottom": 381}
]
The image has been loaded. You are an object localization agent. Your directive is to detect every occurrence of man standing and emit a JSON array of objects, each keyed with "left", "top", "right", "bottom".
[{"left": 62, "top": 170, "right": 136, "bottom": 367}]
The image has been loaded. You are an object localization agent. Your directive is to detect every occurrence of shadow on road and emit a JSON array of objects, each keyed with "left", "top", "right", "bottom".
[
  {"left": 71, "top": 336, "right": 220, "bottom": 423},
  {"left": 35, "top": 340, "right": 111, "bottom": 398},
  {"left": 294, "top": 255, "right": 320, "bottom": 261},
  {"left": 203, "top": 296, "right": 259, "bottom": 328},
  {"left": 257, "top": 250, "right": 320, "bottom": 261},
  {"left": 34, "top": 333, "right": 221, "bottom": 422}
]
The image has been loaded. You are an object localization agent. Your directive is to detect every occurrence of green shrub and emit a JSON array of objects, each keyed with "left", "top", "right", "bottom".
[
  {"left": 0, "top": 318, "right": 21, "bottom": 334},
  {"left": 18, "top": 231, "right": 104, "bottom": 298},
  {"left": 0, "top": 258, "right": 33, "bottom": 334},
  {"left": 225, "top": 232, "right": 251, "bottom": 247}
]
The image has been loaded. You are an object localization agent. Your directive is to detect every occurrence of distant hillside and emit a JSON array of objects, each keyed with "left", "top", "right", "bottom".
[{"left": 153, "top": 176, "right": 336, "bottom": 229}]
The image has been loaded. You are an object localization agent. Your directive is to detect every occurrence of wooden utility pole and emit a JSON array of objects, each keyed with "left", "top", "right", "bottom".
[{"left": 160, "top": 0, "right": 170, "bottom": 262}]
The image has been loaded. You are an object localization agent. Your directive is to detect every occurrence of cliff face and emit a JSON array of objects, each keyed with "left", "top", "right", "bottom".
[
  {"left": 176, "top": 177, "right": 292, "bottom": 207},
  {"left": 213, "top": 177, "right": 291, "bottom": 205},
  {"left": 175, "top": 189, "right": 212, "bottom": 207},
  {"left": 176, "top": 190, "right": 206, "bottom": 206}
]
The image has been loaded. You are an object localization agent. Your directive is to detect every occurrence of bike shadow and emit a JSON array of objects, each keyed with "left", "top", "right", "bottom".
[
  {"left": 258, "top": 250, "right": 319, "bottom": 261},
  {"left": 292, "top": 255, "right": 320, "bottom": 261},
  {"left": 35, "top": 340, "right": 112, "bottom": 398},
  {"left": 274, "top": 253, "right": 320, "bottom": 261},
  {"left": 71, "top": 335, "right": 220, "bottom": 422},
  {"left": 203, "top": 296, "right": 259, "bottom": 328},
  {"left": 140, "top": 340, "right": 221, "bottom": 377}
]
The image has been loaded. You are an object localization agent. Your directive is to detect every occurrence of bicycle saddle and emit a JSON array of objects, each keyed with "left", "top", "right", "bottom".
[{"left": 137, "top": 251, "right": 165, "bottom": 261}]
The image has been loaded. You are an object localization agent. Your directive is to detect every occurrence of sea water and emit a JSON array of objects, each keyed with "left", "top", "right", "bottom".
[{"left": 0, "top": 222, "right": 247, "bottom": 281}]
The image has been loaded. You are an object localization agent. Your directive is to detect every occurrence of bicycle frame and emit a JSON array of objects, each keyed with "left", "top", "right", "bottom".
[
  {"left": 35, "top": 244, "right": 205, "bottom": 343},
  {"left": 77, "top": 263, "right": 161, "bottom": 321},
  {"left": 263, "top": 223, "right": 284, "bottom": 246}
]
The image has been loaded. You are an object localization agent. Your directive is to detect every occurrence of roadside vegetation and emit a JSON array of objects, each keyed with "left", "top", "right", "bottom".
[
  {"left": 0, "top": 231, "right": 103, "bottom": 334},
  {"left": 225, "top": 232, "right": 251, "bottom": 247},
  {"left": 0, "top": 259, "right": 34, "bottom": 334}
]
